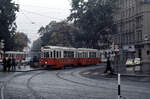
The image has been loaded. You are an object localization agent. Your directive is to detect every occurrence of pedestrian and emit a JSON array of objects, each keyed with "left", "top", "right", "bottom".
[
  {"left": 104, "top": 57, "right": 113, "bottom": 74},
  {"left": 7, "top": 57, "right": 11, "bottom": 72},
  {"left": 18, "top": 60, "right": 21, "bottom": 69},
  {"left": 2, "top": 56, "right": 7, "bottom": 72},
  {"left": 11, "top": 57, "right": 16, "bottom": 71}
]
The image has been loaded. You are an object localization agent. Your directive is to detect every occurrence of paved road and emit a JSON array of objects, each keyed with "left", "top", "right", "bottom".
[{"left": 0, "top": 65, "right": 150, "bottom": 99}]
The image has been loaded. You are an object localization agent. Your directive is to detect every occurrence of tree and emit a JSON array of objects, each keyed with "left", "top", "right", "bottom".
[
  {"left": 0, "top": 0, "right": 19, "bottom": 51},
  {"left": 38, "top": 21, "right": 79, "bottom": 47},
  {"left": 68, "top": 0, "right": 116, "bottom": 49},
  {"left": 13, "top": 32, "right": 30, "bottom": 51},
  {"left": 31, "top": 38, "right": 41, "bottom": 52}
]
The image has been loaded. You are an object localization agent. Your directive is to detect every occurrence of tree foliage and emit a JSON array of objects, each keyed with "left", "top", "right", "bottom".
[
  {"left": 38, "top": 21, "right": 79, "bottom": 47},
  {"left": 31, "top": 38, "right": 41, "bottom": 52},
  {"left": 68, "top": 0, "right": 116, "bottom": 49},
  {"left": 13, "top": 32, "right": 30, "bottom": 51},
  {"left": 0, "top": 0, "right": 19, "bottom": 51}
]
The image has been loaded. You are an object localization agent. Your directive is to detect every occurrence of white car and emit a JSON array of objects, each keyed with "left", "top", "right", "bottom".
[
  {"left": 134, "top": 58, "right": 141, "bottom": 65},
  {"left": 126, "top": 58, "right": 141, "bottom": 66},
  {"left": 126, "top": 59, "right": 135, "bottom": 66}
]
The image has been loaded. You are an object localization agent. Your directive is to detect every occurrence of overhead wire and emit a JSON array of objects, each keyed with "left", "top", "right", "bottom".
[
  {"left": 20, "top": 9, "right": 64, "bottom": 21},
  {"left": 20, "top": 11, "right": 35, "bottom": 24},
  {"left": 20, "top": 4, "right": 70, "bottom": 12}
]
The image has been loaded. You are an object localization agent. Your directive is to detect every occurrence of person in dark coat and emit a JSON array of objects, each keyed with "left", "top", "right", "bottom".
[
  {"left": 2, "top": 56, "right": 7, "bottom": 72},
  {"left": 7, "top": 57, "right": 11, "bottom": 72},
  {"left": 104, "top": 57, "right": 113, "bottom": 74},
  {"left": 11, "top": 57, "right": 16, "bottom": 71}
]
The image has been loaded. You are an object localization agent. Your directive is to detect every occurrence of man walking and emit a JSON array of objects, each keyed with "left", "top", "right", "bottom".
[
  {"left": 2, "top": 56, "right": 7, "bottom": 72},
  {"left": 12, "top": 57, "right": 16, "bottom": 71},
  {"left": 7, "top": 57, "right": 11, "bottom": 72},
  {"left": 104, "top": 57, "right": 113, "bottom": 74}
]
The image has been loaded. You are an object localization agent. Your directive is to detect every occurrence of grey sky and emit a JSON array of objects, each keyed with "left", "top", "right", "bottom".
[{"left": 15, "top": 0, "right": 71, "bottom": 44}]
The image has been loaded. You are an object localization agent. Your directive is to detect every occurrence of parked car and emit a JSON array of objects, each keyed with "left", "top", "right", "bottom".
[
  {"left": 126, "top": 58, "right": 141, "bottom": 66},
  {"left": 134, "top": 58, "right": 141, "bottom": 65},
  {"left": 126, "top": 59, "right": 135, "bottom": 66}
]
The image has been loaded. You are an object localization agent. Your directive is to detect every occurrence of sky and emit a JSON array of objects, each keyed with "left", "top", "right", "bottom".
[{"left": 14, "top": 0, "right": 71, "bottom": 45}]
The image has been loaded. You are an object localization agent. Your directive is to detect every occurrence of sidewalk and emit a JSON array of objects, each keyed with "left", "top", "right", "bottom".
[
  {"left": 0, "top": 64, "right": 45, "bottom": 72},
  {"left": 80, "top": 64, "right": 150, "bottom": 82}
]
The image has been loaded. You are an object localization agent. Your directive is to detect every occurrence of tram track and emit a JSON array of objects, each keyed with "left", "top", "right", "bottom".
[
  {"left": 1, "top": 72, "right": 28, "bottom": 99},
  {"left": 55, "top": 67, "right": 150, "bottom": 97},
  {"left": 55, "top": 69, "right": 115, "bottom": 89},
  {"left": 0, "top": 71, "right": 45, "bottom": 99},
  {"left": 26, "top": 71, "right": 45, "bottom": 99}
]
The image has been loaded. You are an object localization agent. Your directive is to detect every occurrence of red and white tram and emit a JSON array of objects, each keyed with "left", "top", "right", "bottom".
[
  {"left": 77, "top": 48, "right": 100, "bottom": 65},
  {"left": 41, "top": 46, "right": 101, "bottom": 68},
  {"left": 5, "top": 51, "right": 27, "bottom": 61}
]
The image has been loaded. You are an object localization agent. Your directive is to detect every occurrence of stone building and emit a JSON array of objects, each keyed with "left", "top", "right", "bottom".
[{"left": 113, "top": 0, "right": 150, "bottom": 72}]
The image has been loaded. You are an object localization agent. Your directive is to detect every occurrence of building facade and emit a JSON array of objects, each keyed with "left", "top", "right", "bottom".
[{"left": 113, "top": 0, "right": 150, "bottom": 72}]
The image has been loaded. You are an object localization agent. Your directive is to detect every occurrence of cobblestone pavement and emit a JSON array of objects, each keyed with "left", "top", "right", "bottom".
[{"left": 0, "top": 64, "right": 150, "bottom": 99}]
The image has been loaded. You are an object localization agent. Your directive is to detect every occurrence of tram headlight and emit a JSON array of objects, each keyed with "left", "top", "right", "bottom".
[{"left": 45, "top": 61, "right": 48, "bottom": 64}]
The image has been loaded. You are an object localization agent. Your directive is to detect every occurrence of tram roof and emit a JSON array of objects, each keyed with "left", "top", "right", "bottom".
[
  {"left": 77, "top": 48, "right": 98, "bottom": 51},
  {"left": 5, "top": 51, "right": 26, "bottom": 54},
  {"left": 41, "top": 46, "right": 76, "bottom": 51}
]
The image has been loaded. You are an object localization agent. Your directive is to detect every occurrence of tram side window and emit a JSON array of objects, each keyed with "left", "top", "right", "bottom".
[
  {"left": 83, "top": 52, "right": 88, "bottom": 58},
  {"left": 63, "top": 51, "right": 74, "bottom": 58},
  {"left": 82, "top": 52, "right": 84, "bottom": 58},
  {"left": 70, "top": 51, "right": 74, "bottom": 58},
  {"left": 68, "top": 51, "right": 70, "bottom": 58},
  {"left": 56, "top": 51, "right": 59, "bottom": 58},
  {"left": 89, "top": 52, "right": 91, "bottom": 58},
  {"left": 57, "top": 51, "right": 61, "bottom": 58},
  {"left": 54, "top": 51, "right": 56, "bottom": 58},
  {"left": 75, "top": 52, "right": 77, "bottom": 58},
  {"left": 69, "top": 51, "right": 74, "bottom": 58},
  {"left": 58, "top": 51, "right": 60, "bottom": 58},
  {"left": 89, "top": 52, "right": 96, "bottom": 58},
  {"left": 93, "top": 52, "right": 96, "bottom": 58},
  {"left": 64, "top": 51, "right": 67, "bottom": 58},
  {"left": 44, "top": 52, "right": 49, "bottom": 58},
  {"left": 51, "top": 52, "right": 53, "bottom": 58},
  {"left": 78, "top": 52, "right": 82, "bottom": 58},
  {"left": 86, "top": 52, "right": 88, "bottom": 58}
]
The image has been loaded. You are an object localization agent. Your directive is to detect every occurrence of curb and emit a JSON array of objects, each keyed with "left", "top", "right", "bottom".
[
  {"left": 0, "top": 68, "right": 47, "bottom": 72},
  {"left": 80, "top": 67, "right": 150, "bottom": 77},
  {"left": 14, "top": 68, "right": 47, "bottom": 72}
]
